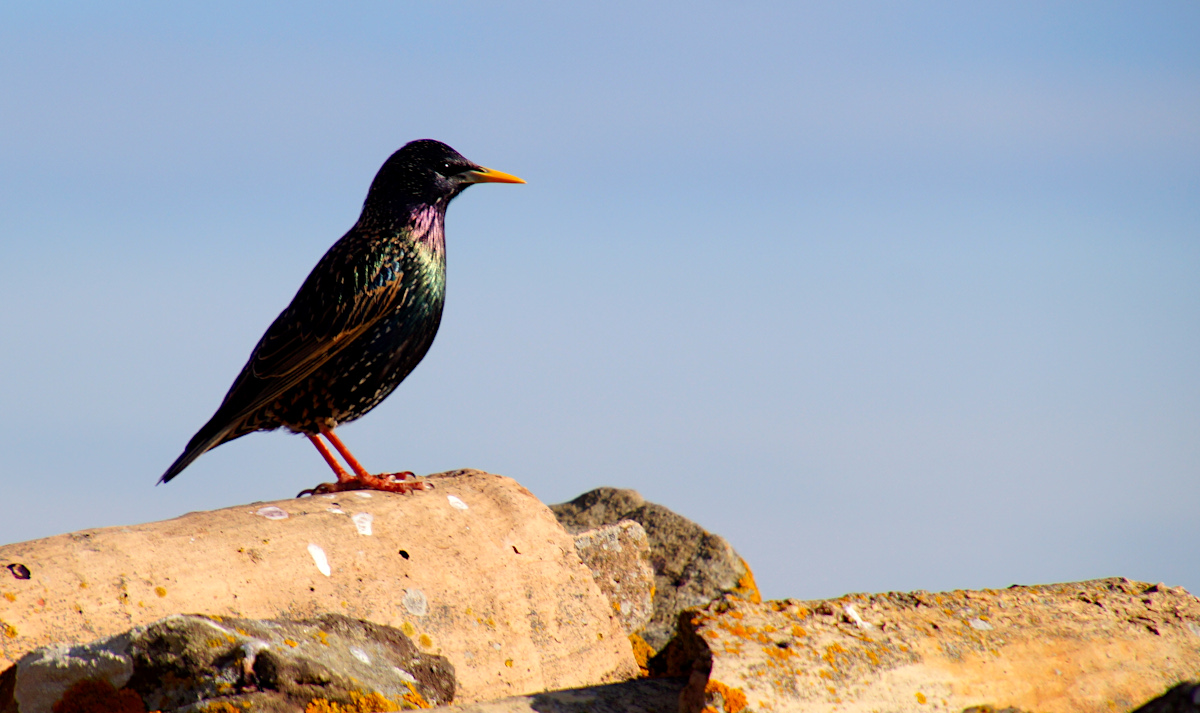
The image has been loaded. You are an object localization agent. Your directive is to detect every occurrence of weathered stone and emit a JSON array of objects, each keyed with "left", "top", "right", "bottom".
[
  {"left": 571, "top": 521, "right": 655, "bottom": 637},
  {"left": 1130, "top": 681, "right": 1200, "bottom": 712},
  {"left": 429, "top": 676, "right": 687, "bottom": 713},
  {"left": 2, "top": 613, "right": 453, "bottom": 712},
  {"left": 0, "top": 470, "right": 637, "bottom": 703},
  {"left": 551, "top": 488, "right": 760, "bottom": 653},
  {"left": 661, "top": 578, "right": 1200, "bottom": 713}
]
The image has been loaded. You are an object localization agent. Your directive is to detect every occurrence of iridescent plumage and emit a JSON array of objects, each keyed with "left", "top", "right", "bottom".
[{"left": 159, "top": 140, "right": 523, "bottom": 493}]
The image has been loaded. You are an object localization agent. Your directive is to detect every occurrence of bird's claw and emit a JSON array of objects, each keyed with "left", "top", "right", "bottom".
[{"left": 296, "top": 472, "right": 433, "bottom": 498}]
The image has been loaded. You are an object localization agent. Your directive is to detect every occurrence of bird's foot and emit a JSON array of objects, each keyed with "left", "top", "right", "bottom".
[{"left": 296, "top": 471, "right": 433, "bottom": 497}]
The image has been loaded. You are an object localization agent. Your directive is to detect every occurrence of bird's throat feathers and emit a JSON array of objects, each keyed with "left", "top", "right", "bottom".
[{"left": 403, "top": 203, "right": 445, "bottom": 265}]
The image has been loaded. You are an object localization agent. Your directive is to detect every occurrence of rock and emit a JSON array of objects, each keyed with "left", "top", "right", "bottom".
[
  {"left": 551, "top": 488, "right": 760, "bottom": 653},
  {"left": 1, "top": 612, "right": 453, "bottom": 712},
  {"left": 0, "top": 470, "right": 637, "bottom": 703},
  {"left": 1131, "top": 681, "right": 1200, "bottom": 713},
  {"left": 427, "top": 676, "right": 688, "bottom": 713},
  {"left": 658, "top": 577, "right": 1200, "bottom": 713},
  {"left": 570, "top": 521, "right": 655, "bottom": 638}
]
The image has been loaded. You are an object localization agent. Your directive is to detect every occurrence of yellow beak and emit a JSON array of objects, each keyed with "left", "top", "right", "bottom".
[{"left": 463, "top": 166, "right": 526, "bottom": 184}]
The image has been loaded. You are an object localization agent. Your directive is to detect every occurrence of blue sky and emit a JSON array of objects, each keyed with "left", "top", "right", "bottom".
[{"left": 1, "top": 2, "right": 1197, "bottom": 601}]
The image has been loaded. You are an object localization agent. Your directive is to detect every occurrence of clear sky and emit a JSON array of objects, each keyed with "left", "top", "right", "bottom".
[{"left": 1, "top": 2, "right": 1197, "bottom": 601}]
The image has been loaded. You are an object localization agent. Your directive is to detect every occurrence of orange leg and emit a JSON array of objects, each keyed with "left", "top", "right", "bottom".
[
  {"left": 296, "top": 428, "right": 431, "bottom": 497},
  {"left": 304, "top": 434, "right": 355, "bottom": 484},
  {"left": 321, "top": 429, "right": 378, "bottom": 479}
]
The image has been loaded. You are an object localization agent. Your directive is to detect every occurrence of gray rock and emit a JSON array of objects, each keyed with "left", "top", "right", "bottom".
[
  {"left": 551, "top": 488, "right": 760, "bottom": 653},
  {"left": 571, "top": 521, "right": 655, "bottom": 637},
  {"left": 1, "top": 613, "right": 454, "bottom": 712}
]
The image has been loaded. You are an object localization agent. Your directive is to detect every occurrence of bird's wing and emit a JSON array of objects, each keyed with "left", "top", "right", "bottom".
[{"left": 219, "top": 232, "right": 413, "bottom": 418}]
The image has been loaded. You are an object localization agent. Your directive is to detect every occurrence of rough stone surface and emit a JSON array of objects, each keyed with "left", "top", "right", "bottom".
[
  {"left": 571, "top": 521, "right": 655, "bottom": 637},
  {"left": 658, "top": 578, "right": 1200, "bottom": 713},
  {"left": 0, "top": 470, "right": 637, "bottom": 703},
  {"left": 431, "top": 676, "right": 687, "bottom": 713},
  {"left": 1, "top": 612, "right": 453, "bottom": 712},
  {"left": 551, "top": 488, "right": 760, "bottom": 653},
  {"left": 1130, "top": 681, "right": 1200, "bottom": 712}
]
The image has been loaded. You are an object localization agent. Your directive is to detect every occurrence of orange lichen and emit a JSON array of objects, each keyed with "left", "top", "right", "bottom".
[
  {"left": 763, "top": 644, "right": 794, "bottom": 661},
  {"left": 734, "top": 560, "right": 762, "bottom": 603},
  {"left": 400, "top": 680, "right": 431, "bottom": 708},
  {"left": 3, "top": 592, "right": 15, "bottom": 602},
  {"left": 305, "top": 691, "right": 403, "bottom": 713},
  {"left": 315, "top": 630, "right": 330, "bottom": 646},
  {"left": 916, "top": 691, "right": 928, "bottom": 704},
  {"left": 628, "top": 633, "right": 655, "bottom": 674},
  {"left": 418, "top": 634, "right": 432, "bottom": 648},
  {"left": 705, "top": 679, "right": 748, "bottom": 713},
  {"left": 51, "top": 679, "right": 145, "bottom": 713},
  {"left": 3, "top": 624, "right": 17, "bottom": 638},
  {"left": 504, "top": 658, "right": 513, "bottom": 667},
  {"left": 204, "top": 701, "right": 242, "bottom": 712},
  {"left": 284, "top": 638, "right": 299, "bottom": 647},
  {"left": 790, "top": 625, "right": 807, "bottom": 637},
  {"left": 822, "top": 643, "right": 848, "bottom": 668}
]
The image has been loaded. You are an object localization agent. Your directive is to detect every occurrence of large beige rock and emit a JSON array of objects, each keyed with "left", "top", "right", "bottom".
[
  {"left": 0, "top": 470, "right": 637, "bottom": 703},
  {"left": 665, "top": 578, "right": 1200, "bottom": 713}
]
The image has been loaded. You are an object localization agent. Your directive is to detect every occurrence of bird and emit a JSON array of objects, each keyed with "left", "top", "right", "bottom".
[{"left": 159, "top": 139, "right": 524, "bottom": 496}]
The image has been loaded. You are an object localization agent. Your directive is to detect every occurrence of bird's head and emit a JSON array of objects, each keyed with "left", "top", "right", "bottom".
[{"left": 363, "top": 139, "right": 524, "bottom": 216}]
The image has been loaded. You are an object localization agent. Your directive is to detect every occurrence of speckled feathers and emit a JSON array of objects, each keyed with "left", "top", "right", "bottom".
[{"left": 160, "top": 140, "right": 519, "bottom": 485}]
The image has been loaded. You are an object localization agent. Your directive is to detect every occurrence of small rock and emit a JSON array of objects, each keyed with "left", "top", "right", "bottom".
[
  {"left": 1, "top": 613, "right": 454, "bottom": 713},
  {"left": 552, "top": 488, "right": 760, "bottom": 653},
  {"left": 571, "top": 521, "right": 655, "bottom": 638}
]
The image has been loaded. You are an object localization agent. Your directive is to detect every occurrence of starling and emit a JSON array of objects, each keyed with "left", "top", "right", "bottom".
[{"left": 159, "top": 140, "right": 524, "bottom": 495}]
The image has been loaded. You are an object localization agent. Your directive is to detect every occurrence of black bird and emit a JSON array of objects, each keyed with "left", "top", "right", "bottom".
[{"left": 159, "top": 140, "right": 524, "bottom": 495}]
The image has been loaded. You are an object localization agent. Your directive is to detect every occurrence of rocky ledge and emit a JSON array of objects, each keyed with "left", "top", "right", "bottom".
[{"left": 0, "top": 470, "right": 1196, "bottom": 712}]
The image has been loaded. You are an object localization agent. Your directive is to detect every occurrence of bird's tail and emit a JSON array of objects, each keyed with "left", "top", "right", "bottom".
[{"left": 158, "top": 416, "right": 244, "bottom": 485}]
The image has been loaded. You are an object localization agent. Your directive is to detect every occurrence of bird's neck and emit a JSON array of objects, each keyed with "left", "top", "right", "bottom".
[{"left": 407, "top": 204, "right": 446, "bottom": 262}]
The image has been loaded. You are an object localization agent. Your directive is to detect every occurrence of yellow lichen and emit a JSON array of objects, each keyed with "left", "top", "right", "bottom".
[
  {"left": 3, "top": 592, "right": 15, "bottom": 602},
  {"left": 790, "top": 625, "right": 807, "bottom": 637},
  {"left": 3, "top": 623, "right": 17, "bottom": 638},
  {"left": 315, "top": 630, "right": 330, "bottom": 646},
  {"left": 916, "top": 691, "right": 927, "bottom": 704},
  {"left": 504, "top": 658, "right": 513, "bottom": 667},
  {"left": 305, "top": 691, "right": 403, "bottom": 713},
  {"left": 705, "top": 679, "right": 748, "bottom": 713},
  {"left": 401, "top": 680, "right": 430, "bottom": 708},
  {"left": 401, "top": 622, "right": 416, "bottom": 636},
  {"left": 822, "top": 643, "right": 847, "bottom": 668},
  {"left": 418, "top": 634, "right": 432, "bottom": 648},
  {"left": 734, "top": 560, "right": 762, "bottom": 603},
  {"left": 284, "top": 638, "right": 299, "bottom": 647},
  {"left": 154, "top": 586, "right": 167, "bottom": 598},
  {"left": 628, "top": 633, "right": 655, "bottom": 674}
]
